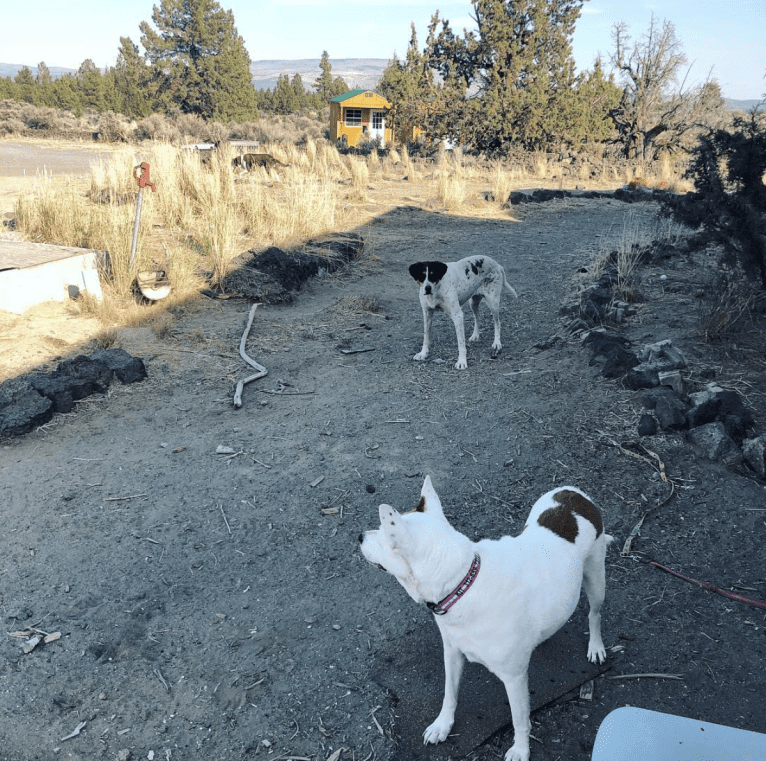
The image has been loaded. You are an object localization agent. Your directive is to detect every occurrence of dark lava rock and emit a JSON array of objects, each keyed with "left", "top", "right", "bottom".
[
  {"left": 56, "top": 355, "right": 113, "bottom": 394},
  {"left": 637, "top": 414, "right": 657, "bottom": 437},
  {"left": 584, "top": 332, "right": 639, "bottom": 378},
  {"left": 686, "top": 385, "right": 755, "bottom": 440},
  {"left": 225, "top": 233, "right": 364, "bottom": 303},
  {"left": 28, "top": 373, "right": 76, "bottom": 413},
  {"left": 90, "top": 348, "right": 147, "bottom": 384},
  {"left": 686, "top": 422, "right": 743, "bottom": 468},
  {"left": 638, "top": 387, "right": 689, "bottom": 431},
  {"left": 1, "top": 349, "right": 146, "bottom": 438},
  {"left": 0, "top": 379, "right": 53, "bottom": 437}
]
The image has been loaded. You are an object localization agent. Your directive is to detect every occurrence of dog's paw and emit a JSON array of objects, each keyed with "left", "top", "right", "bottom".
[
  {"left": 423, "top": 717, "right": 452, "bottom": 745},
  {"left": 413, "top": 350, "right": 429, "bottom": 362},
  {"left": 490, "top": 342, "right": 502, "bottom": 358},
  {"left": 468, "top": 330, "right": 480, "bottom": 343},
  {"left": 504, "top": 742, "right": 530, "bottom": 761},
  {"left": 587, "top": 641, "right": 607, "bottom": 664},
  {"left": 454, "top": 358, "right": 468, "bottom": 370}
]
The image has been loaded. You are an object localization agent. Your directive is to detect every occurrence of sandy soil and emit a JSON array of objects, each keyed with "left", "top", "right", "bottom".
[{"left": 1, "top": 138, "right": 765, "bottom": 761}]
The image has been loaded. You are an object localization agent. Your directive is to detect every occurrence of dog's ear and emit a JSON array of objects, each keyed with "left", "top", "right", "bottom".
[
  {"left": 426, "top": 261, "right": 448, "bottom": 284},
  {"left": 408, "top": 262, "right": 427, "bottom": 285},
  {"left": 379, "top": 504, "right": 411, "bottom": 548},
  {"left": 420, "top": 476, "right": 445, "bottom": 518}
]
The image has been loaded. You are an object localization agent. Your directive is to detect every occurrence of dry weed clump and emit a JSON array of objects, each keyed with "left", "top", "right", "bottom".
[
  {"left": 346, "top": 155, "right": 370, "bottom": 202},
  {"left": 700, "top": 277, "right": 765, "bottom": 341},
  {"left": 435, "top": 147, "right": 467, "bottom": 209},
  {"left": 490, "top": 160, "right": 515, "bottom": 205}
]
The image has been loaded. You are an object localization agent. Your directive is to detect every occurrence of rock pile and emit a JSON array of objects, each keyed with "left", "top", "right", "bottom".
[
  {"left": 507, "top": 185, "right": 659, "bottom": 206},
  {"left": 0, "top": 349, "right": 146, "bottom": 438},
  {"left": 585, "top": 332, "right": 765, "bottom": 478}
]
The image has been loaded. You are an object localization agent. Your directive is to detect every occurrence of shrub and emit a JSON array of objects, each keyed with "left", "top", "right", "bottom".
[
  {"left": 97, "top": 111, "right": 129, "bottom": 142},
  {"left": 661, "top": 111, "right": 766, "bottom": 289}
]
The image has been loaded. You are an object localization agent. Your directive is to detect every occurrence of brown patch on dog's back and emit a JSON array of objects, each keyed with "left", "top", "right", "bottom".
[
  {"left": 557, "top": 489, "right": 603, "bottom": 536},
  {"left": 537, "top": 506, "right": 579, "bottom": 542},
  {"left": 537, "top": 490, "right": 602, "bottom": 543}
]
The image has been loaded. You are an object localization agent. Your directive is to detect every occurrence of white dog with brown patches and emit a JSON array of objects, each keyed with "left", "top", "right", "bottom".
[
  {"left": 359, "top": 476, "right": 611, "bottom": 761},
  {"left": 409, "top": 255, "right": 518, "bottom": 370}
]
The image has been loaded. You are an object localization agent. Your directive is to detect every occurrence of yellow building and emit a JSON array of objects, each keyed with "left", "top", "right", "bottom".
[
  {"left": 330, "top": 89, "right": 393, "bottom": 147},
  {"left": 329, "top": 90, "right": 426, "bottom": 148}
]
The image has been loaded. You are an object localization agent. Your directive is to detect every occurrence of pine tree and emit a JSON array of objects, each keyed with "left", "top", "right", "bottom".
[
  {"left": 114, "top": 37, "right": 153, "bottom": 119},
  {"left": 14, "top": 66, "right": 37, "bottom": 104},
  {"left": 139, "top": 0, "right": 258, "bottom": 121},
  {"left": 51, "top": 75, "right": 83, "bottom": 115},
  {"left": 568, "top": 58, "right": 622, "bottom": 146},
  {"left": 272, "top": 74, "right": 297, "bottom": 114},
  {"left": 315, "top": 51, "right": 333, "bottom": 101},
  {"left": 77, "top": 59, "right": 106, "bottom": 111}
]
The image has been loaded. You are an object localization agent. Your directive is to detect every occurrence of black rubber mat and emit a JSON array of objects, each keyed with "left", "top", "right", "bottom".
[{"left": 372, "top": 619, "right": 611, "bottom": 760}]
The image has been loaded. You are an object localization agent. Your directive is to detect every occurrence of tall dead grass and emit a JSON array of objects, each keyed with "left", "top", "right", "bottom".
[
  {"left": 435, "top": 147, "right": 467, "bottom": 209},
  {"left": 14, "top": 138, "right": 353, "bottom": 310}
]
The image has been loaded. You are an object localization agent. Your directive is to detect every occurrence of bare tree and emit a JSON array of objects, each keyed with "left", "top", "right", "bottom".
[{"left": 610, "top": 14, "right": 725, "bottom": 159}]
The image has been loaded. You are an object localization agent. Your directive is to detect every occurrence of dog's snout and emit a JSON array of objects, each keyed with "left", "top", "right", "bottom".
[
  {"left": 424, "top": 285, "right": 432, "bottom": 295},
  {"left": 358, "top": 532, "right": 364, "bottom": 543}
]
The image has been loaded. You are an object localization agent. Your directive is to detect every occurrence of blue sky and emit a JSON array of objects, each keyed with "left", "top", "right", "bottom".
[{"left": 3, "top": 0, "right": 765, "bottom": 100}]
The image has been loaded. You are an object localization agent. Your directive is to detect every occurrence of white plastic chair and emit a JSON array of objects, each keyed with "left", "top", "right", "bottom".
[{"left": 592, "top": 706, "right": 766, "bottom": 761}]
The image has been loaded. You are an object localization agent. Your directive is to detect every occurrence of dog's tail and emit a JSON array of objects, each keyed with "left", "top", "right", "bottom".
[{"left": 501, "top": 267, "right": 518, "bottom": 299}]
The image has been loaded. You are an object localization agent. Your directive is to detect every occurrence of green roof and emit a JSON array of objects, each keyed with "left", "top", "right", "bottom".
[{"left": 329, "top": 89, "right": 372, "bottom": 103}]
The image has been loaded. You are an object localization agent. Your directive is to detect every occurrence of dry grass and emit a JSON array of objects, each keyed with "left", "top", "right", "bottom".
[
  {"left": 585, "top": 212, "right": 688, "bottom": 302},
  {"left": 12, "top": 133, "right": 695, "bottom": 327},
  {"left": 700, "top": 277, "right": 765, "bottom": 341},
  {"left": 13, "top": 138, "right": 358, "bottom": 317},
  {"left": 435, "top": 147, "right": 467, "bottom": 209}
]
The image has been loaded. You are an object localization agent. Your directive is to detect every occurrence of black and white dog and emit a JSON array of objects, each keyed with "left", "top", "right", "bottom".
[{"left": 409, "top": 255, "right": 518, "bottom": 369}]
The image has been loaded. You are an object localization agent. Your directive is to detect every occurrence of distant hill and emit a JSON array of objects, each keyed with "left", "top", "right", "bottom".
[
  {"left": 0, "top": 63, "right": 77, "bottom": 79},
  {"left": 0, "top": 58, "right": 388, "bottom": 92},
  {"left": 249, "top": 58, "right": 388, "bottom": 91},
  {"left": 724, "top": 98, "right": 765, "bottom": 112}
]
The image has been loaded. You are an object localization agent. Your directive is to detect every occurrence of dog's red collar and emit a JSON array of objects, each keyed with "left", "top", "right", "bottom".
[{"left": 427, "top": 554, "right": 481, "bottom": 615}]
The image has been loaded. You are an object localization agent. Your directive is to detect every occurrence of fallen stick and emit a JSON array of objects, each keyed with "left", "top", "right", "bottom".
[
  {"left": 621, "top": 483, "right": 675, "bottom": 556},
  {"left": 597, "top": 434, "right": 677, "bottom": 556},
  {"left": 61, "top": 721, "right": 87, "bottom": 741},
  {"left": 650, "top": 561, "right": 766, "bottom": 611},
  {"left": 234, "top": 304, "right": 268, "bottom": 408},
  {"left": 607, "top": 673, "right": 683, "bottom": 681}
]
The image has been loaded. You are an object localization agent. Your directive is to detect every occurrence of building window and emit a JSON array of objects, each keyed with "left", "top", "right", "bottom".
[
  {"left": 344, "top": 109, "right": 361, "bottom": 126},
  {"left": 372, "top": 112, "right": 384, "bottom": 130}
]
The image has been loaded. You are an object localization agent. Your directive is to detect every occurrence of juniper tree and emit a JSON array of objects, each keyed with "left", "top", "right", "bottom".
[
  {"left": 425, "top": 0, "right": 587, "bottom": 153},
  {"left": 378, "top": 24, "right": 435, "bottom": 144},
  {"left": 139, "top": 0, "right": 258, "bottom": 121}
]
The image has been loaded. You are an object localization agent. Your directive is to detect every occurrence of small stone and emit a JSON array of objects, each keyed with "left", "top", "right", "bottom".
[
  {"left": 658, "top": 370, "right": 683, "bottom": 394},
  {"left": 686, "top": 423, "right": 743, "bottom": 467},
  {"left": 637, "top": 414, "right": 657, "bottom": 437},
  {"left": 743, "top": 436, "right": 766, "bottom": 479}
]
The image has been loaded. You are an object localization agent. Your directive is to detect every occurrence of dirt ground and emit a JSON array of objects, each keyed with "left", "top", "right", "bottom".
[{"left": 1, "top": 139, "right": 765, "bottom": 761}]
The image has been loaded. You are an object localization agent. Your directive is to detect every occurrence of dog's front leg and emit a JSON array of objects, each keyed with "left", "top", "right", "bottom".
[
  {"left": 413, "top": 305, "right": 433, "bottom": 362},
  {"left": 501, "top": 671, "right": 531, "bottom": 761},
  {"left": 446, "top": 306, "right": 468, "bottom": 370},
  {"left": 423, "top": 640, "right": 465, "bottom": 745}
]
